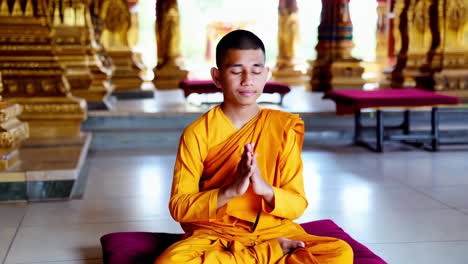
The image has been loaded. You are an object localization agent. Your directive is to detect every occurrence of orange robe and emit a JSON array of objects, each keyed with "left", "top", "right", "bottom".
[{"left": 155, "top": 106, "right": 353, "bottom": 263}]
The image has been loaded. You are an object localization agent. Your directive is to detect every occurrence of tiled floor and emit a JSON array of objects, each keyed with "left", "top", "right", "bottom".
[
  {"left": 1, "top": 147, "right": 468, "bottom": 264},
  {"left": 2, "top": 89, "right": 468, "bottom": 264}
]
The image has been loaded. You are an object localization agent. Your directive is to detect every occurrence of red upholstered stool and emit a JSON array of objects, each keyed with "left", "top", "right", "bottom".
[
  {"left": 100, "top": 219, "right": 387, "bottom": 264},
  {"left": 179, "top": 79, "right": 291, "bottom": 105}
]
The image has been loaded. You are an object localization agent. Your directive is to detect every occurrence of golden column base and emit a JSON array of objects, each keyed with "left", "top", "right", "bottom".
[
  {"left": 0, "top": 11, "right": 87, "bottom": 139},
  {"left": 271, "top": 65, "right": 309, "bottom": 87},
  {"left": 0, "top": 101, "right": 29, "bottom": 170},
  {"left": 85, "top": 54, "right": 114, "bottom": 109},
  {"left": 54, "top": 26, "right": 93, "bottom": 93},
  {"left": 108, "top": 49, "right": 144, "bottom": 93},
  {"left": 7, "top": 97, "right": 86, "bottom": 139},
  {"left": 153, "top": 63, "right": 188, "bottom": 90},
  {"left": 54, "top": 25, "right": 112, "bottom": 109},
  {"left": 309, "top": 59, "right": 365, "bottom": 91},
  {"left": 435, "top": 69, "right": 468, "bottom": 99}
]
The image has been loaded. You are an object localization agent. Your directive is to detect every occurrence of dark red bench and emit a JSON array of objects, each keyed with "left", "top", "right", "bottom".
[
  {"left": 179, "top": 79, "right": 291, "bottom": 105},
  {"left": 100, "top": 219, "right": 387, "bottom": 264},
  {"left": 324, "top": 88, "right": 461, "bottom": 152}
]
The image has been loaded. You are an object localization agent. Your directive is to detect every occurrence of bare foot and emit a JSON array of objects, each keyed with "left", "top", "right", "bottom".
[{"left": 277, "top": 237, "right": 305, "bottom": 254}]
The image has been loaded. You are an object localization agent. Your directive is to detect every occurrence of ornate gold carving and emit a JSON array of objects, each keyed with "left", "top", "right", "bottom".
[
  {"left": 0, "top": 119, "right": 29, "bottom": 149},
  {"left": 0, "top": 93, "right": 29, "bottom": 170},
  {"left": 25, "top": 0, "right": 33, "bottom": 16},
  {"left": 0, "top": 102, "right": 22, "bottom": 122},
  {"left": 97, "top": 0, "right": 143, "bottom": 92},
  {"left": 12, "top": 0, "right": 22, "bottom": 16},
  {"left": 413, "top": 1, "right": 427, "bottom": 33},
  {"left": 0, "top": 1, "right": 9, "bottom": 15},
  {"left": 100, "top": 0, "right": 131, "bottom": 49},
  {"left": 447, "top": 0, "right": 466, "bottom": 31},
  {"left": 271, "top": 0, "right": 308, "bottom": 86},
  {"left": 49, "top": 0, "right": 115, "bottom": 108},
  {"left": 310, "top": 0, "right": 364, "bottom": 91},
  {"left": 156, "top": 0, "right": 182, "bottom": 69},
  {"left": 22, "top": 103, "right": 84, "bottom": 114},
  {"left": 277, "top": 12, "right": 299, "bottom": 69},
  {"left": 153, "top": 0, "right": 187, "bottom": 89},
  {"left": 0, "top": 1, "right": 87, "bottom": 138}
]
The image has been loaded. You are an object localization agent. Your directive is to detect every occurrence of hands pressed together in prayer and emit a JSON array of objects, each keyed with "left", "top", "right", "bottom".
[
  {"left": 222, "top": 143, "right": 274, "bottom": 205},
  {"left": 217, "top": 143, "right": 305, "bottom": 254}
]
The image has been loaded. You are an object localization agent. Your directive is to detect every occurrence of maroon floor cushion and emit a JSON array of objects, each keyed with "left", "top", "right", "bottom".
[
  {"left": 324, "top": 88, "right": 460, "bottom": 115},
  {"left": 100, "top": 219, "right": 386, "bottom": 264}
]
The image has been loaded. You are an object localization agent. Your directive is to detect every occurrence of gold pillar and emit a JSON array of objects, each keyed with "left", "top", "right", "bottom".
[
  {"left": 386, "top": 0, "right": 468, "bottom": 97},
  {"left": 52, "top": 0, "right": 112, "bottom": 109},
  {"left": 100, "top": 0, "right": 145, "bottom": 95},
  {"left": 153, "top": 0, "right": 187, "bottom": 89},
  {"left": 363, "top": 0, "right": 391, "bottom": 86},
  {"left": 384, "top": 0, "right": 436, "bottom": 87},
  {"left": 382, "top": 0, "right": 411, "bottom": 87},
  {"left": 0, "top": 0, "right": 87, "bottom": 139},
  {"left": 309, "top": 0, "right": 365, "bottom": 91},
  {"left": 271, "top": 0, "right": 308, "bottom": 86},
  {"left": 0, "top": 76, "right": 29, "bottom": 170},
  {"left": 376, "top": 1, "right": 390, "bottom": 65}
]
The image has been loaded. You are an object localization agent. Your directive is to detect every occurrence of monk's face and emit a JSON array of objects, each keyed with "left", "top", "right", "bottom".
[{"left": 211, "top": 48, "right": 269, "bottom": 107}]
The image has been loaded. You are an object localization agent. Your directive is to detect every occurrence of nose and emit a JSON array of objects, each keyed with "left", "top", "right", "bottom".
[{"left": 241, "top": 72, "right": 254, "bottom": 86}]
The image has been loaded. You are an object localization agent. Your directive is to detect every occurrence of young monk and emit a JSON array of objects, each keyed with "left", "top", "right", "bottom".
[{"left": 155, "top": 30, "right": 353, "bottom": 263}]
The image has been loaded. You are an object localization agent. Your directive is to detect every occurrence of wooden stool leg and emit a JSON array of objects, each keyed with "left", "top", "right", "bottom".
[
  {"left": 431, "top": 107, "right": 439, "bottom": 151},
  {"left": 403, "top": 110, "right": 410, "bottom": 135},
  {"left": 376, "top": 110, "right": 383, "bottom": 152},
  {"left": 354, "top": 110, "right": 362, "bottom": 144}
]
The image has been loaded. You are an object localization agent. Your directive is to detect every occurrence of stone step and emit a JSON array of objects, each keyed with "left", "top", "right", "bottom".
[{"left": 0, "top": 134, "right": 92, "bottom": 202}]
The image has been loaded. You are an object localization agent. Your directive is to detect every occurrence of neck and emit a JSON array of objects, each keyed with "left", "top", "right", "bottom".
[{"left": 221, "top": 103, "right": 260, "bottom": 129}]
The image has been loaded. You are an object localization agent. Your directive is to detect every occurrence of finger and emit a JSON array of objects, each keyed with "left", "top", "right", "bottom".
[
  {"left": 246, "top": 164, "right": 255, "bottom": 177},
  {"left": 244, "top": 143, "right": 251, "bottom": 153},
  {"left": 247, "top": 143, "right": 254, "bottom": 153},
  {"left": 247, "top": 151, "right": 253, "bottom": 165},
  {"left": 296, "top": 241, "right": 305, "bottom": 248}
]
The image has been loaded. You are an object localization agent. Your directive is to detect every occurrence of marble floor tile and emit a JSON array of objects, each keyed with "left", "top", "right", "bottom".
[
  {"left": 1, "top": 228, "right": 18, "bottom": 264},
  {"left": 302, "top": 185, "right": 449, "bottom": 214},
  {"left": 83, "top": 154, "right": 174, "bottom": 200},
  {"left": 369, "top": 241, "right": 468, "bottom": 264},
  {"left": 299, "top": 208, "right": 468, "bottom": 244},
  {"left": 0, "top": 204, "right": 27, "bottom": 227},
  {"left": 3, "top": 145, "right": 467, "bottom": 263},
  {"left": 24, "top": 260, "right": 102, "bottom": 264},
  {"left": 5, "top": 220, "right": 182, "bottom": 264},
  {"left": 22, "top": 197, "right": 172, "bottom": 227},
  {"left": 0, "top": 204, "right": 27, "bottom": 262},
  {"left": 416, "top": 185, "right": 468, "bottom": 209}
]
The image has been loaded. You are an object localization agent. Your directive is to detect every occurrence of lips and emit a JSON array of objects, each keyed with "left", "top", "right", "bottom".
[{"left": 238, "top": 90, "right": 256, "bottom": 97}]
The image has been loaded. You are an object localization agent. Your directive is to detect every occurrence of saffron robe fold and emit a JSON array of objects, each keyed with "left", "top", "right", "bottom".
[
  {"left": 158, "top": 105, "right": 353, "bottom": 263},
  {"left": 170, "top": 105, "right": 306, "bottom": 232}
]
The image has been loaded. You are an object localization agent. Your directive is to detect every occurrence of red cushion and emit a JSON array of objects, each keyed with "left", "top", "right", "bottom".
[
  {"left": 301, "top": 220, "right": 387, "bottom": 264},
  {"left": 324, "top": 88, "right": 460, "bottom": 115},
  {"left": 100, "top": 219, "right": 387, "bottom": 264}
]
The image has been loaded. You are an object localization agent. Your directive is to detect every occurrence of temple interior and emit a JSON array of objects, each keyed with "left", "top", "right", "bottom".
[{"left": 1, "top": 0, "right": 468, "bottom": 263}]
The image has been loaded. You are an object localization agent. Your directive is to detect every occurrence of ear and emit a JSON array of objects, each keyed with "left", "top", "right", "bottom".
[
  {"left": 210, "top": 67, "right": 222, "bottom": 89},
  {"left": 264, "top": 66, "right": 271, "bottom": 81}
]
